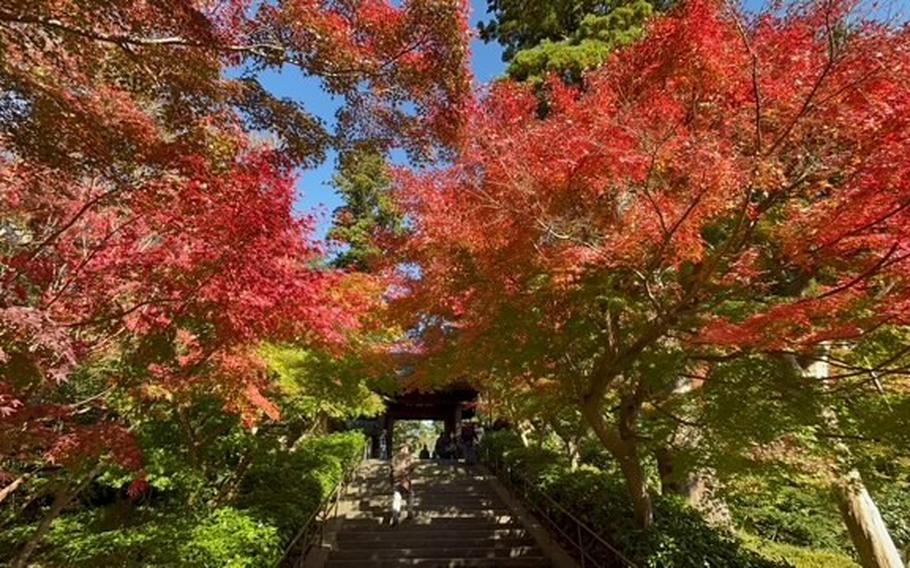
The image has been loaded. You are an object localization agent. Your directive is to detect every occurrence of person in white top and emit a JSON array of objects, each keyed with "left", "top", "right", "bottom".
[{"left": 390, "top": 442, "right": 415, "bottom": 525}]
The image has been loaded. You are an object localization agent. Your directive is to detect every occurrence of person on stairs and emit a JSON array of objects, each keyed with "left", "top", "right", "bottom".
[{"left": 390, "top": 442, "right": 415, "bottom": 525}]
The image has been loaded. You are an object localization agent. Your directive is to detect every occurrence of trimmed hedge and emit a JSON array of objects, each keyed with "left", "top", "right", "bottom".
[
  {"left": 1, "top": 431, "right": 365, "bottom": 567},
  {"left": 482, "top": 430, "right": 788, "bottom": 568}
]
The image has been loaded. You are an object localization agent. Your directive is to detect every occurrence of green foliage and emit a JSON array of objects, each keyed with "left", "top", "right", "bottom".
[
  {"left": 27, "top": 510, "right": 192, "bottom": 567},
  {"left": 508, "top": 1, "right": 654, "bottom": 85},
  {"left": 1, "top": 432, "right": 365, "bottom": 567},
  {"left": 479, "top": 0, "right": 619, "bottom": 61},
  {"left": 237, "top": 431, "right": 366, "bottom": 540},
  {"left": 394, "top": 420, "right": 443, "bottom": 452},
  {"left": 12, "top": 508, "right": 281, "bottom": 568},
  {"left": 482, "top": 431, "right": 789, "bottom": 568},
  {"left": 696, "top": 355, "right": 826, "bottom": 472},
  {"left": 185, "top": 508, "right": 283, "bottom": 568},
  {"left": 328, "top": 148, "right": 405, "bottom": 271},
  {"left": 262, "top": 343, "right": 384, "bottom": 426},
  {"left": 726, "top": 476, "right": 850, "bottom": 553},
  {"left": 742, "top": 535, "right": 859, "bottom": 568}
]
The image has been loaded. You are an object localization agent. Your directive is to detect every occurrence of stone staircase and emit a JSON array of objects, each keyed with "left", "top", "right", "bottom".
[{"left": 325, "top": 460, "right": 553, "bottom": 567}]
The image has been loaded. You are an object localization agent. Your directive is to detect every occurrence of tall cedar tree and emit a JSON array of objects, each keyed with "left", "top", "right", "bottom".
[
  {"left": 329, "top": 149, "right": 405, "bottom": 272},
  {"left": 479, "top": 0, "right": 663, "bottom": 84}
]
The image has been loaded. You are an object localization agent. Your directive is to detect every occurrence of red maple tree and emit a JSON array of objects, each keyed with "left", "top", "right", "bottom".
[
  {"left": 393, "top": 0, "right": 910, "bottom": 548},
  {"left": 0, "top": 0, "right": 470, "bottom": 497}
]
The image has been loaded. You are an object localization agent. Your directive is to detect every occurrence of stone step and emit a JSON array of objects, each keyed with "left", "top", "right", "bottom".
[
  {"left": 331, "top": 546, "right": 541, "bottom": 560},
  {"left": 351, "top": 501, "right": 509, "bottom": 511},
  {"left": 350, "top": 483, "right": 499, "bottom": 492},
  {"left": 347, "top": 491, "right": 501, "bottom": 501},
  {"left": 406, "top": 484, "right": 499, "bottom": 491},
  {"left": 326, "top": 558, "right": 550, "bottom": 567},
  {"left": 345, "top": 488, "right": 502, "bottom": 505},
  {"left": 406, "top": 487, "right": 501, "bottom": 493},
  {"left": 341, "top": 511, "right": 516, "bottom": 520},
  {"left": 326, "top": 462, "right": 552, "bottom": 568},
  {"left": 340, "top": 518, "right": 521, "bottom": 529},
  {"left": 349, "top": 508, "right": 513, "bottom": 518},
  {"left": 338, "top": 525, "right": 531, "bottom": 535},
  {"left": 337, "top": 535, "right": 536, "bottom": 547},
  {"left": 351, "top": 494, "right": 501, "bottom": 503}
]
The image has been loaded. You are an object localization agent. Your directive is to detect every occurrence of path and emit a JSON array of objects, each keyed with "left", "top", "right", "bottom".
[{"left": 324, "top": 460, "right": 557, "bottom": 567}]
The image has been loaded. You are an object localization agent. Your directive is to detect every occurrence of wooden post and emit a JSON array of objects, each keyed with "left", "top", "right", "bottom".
[{"left": 454, "top": 404, "right": 463, "bottom": 438}]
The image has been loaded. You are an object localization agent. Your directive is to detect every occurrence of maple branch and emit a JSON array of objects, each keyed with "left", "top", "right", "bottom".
[
  {"left": 812, "top": 199, "right": 910, "bottom": 254},
  {"left": 67, "top": 387, "right": 115, "bottom": 410},
  {"left": 651, "top": 403, "right": 703, "bottom": 428},
  {"left": 816, "top": 432, "right": 882, "bottom": 443},
  {"left": 0, "top": 11, "right": 284, "bottom": 55},
  {"left": 725, "top": 0, "right": 763, "bottom": 152},
  {"left": 62, "top": 297, "right": 180, "bottom": 329},
  {"left": 634, "top": 270, "right": 665, "bottom": 317},
  {"left": 765, "top": 7, "right": 840, "bottom": 156},
  {"left": 828, "top": 365, "right": 910, "bottom": 387},
  {"left": 637, "top": 128, "right": 679, "bottom": 237},
  {"left": 813, "top": 243, "right": 902, "bottom": 302},
  {"left": 0, "top": 11, "right": 432, "bottom": 82},
  {"left": 2, "top": 183, "right": 124, "bottom": 288},
  {"left": 0, "top": 473, "right": 30, "bottom": 507},
  {"left": 44, "top": 217, "right": 140, "bottom": 309},
  {"left": 648, "top": 184, "right": 707, "bottom": 271}
]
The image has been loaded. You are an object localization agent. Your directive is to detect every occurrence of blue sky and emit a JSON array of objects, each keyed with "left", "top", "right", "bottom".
[
  {"left": 257, "top": 0, "right": 504, "bottom": 239},
  {"left": 256, "top": 0, "right": 902, "bottom": 239}
]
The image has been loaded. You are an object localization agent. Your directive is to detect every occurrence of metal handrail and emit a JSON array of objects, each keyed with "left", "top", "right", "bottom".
[
  {"left": 275, "top": 451, "right": 365, "bottom": 568},
  {"left": 482, "top": 448, "right": 638, "bottom": 568}
]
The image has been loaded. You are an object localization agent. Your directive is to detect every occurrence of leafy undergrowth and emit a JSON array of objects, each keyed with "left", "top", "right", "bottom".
[
  {"left": 481, "top": 430, "right": 860, "bottom": 568},
  {"left": 741, "top": 534, "right": 859, "bottom": 568},
  {"left": 0, "top": 432, "right": 365, "bottom": 567}
]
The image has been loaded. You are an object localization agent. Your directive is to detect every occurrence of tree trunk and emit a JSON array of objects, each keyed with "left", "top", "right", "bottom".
[
  {"left": 12, "top": 463, "right": 102, "bottom": 568},
  {"left": 582, "top": 401, "right": 653, "bottom": 529},
  {"left": 0, "top": 473, "right": 30, "bottom": 506},
  {"left": 656, "top": 446, "right": 732, "bottom": 527},
  {"left": 656, "top": 447, "right": 686, "bottom": 495},
  {"left": 616, "top": 450, "right": 653, "bottom": 530},
  {"left": 835, "top": 469, "right": 905, "bottom": 568},
  {"left": 798, "top": 353, "right": 903, "bottom": 568},
  {"left": 212, "top": 452, "right": 253, "bottom": 507}
]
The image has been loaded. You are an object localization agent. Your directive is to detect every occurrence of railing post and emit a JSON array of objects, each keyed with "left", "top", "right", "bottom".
[{"left": 578, "top": 523, "right": 585, "bottom": 568}]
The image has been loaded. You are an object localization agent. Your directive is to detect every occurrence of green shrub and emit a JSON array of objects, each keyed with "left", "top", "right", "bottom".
[
  {"left": 33, "top": 509, "right": 193, "bottom": 567},
  {"left": 238, "top": 431, "right": 365, "bottom": 540},
  {"left": 742, "top": 534, "right": 859, "bottom": 568},
  {"left": 23, "top": 507, "right": 281, "bottom": 567},
  {"left": 579, "top": 438, "right": 614, "bottom": 470},
  {"left": 874, "top": 480, "right": 910, "bottom": 558},
  {"left": 3, "top": 431, "right": 366, "bottom": 567},
  {"left": 184, "top": 508, "right": 282, "bottom": 567},
  {"left": 482, "top": 431, "right": 788, "bottom": 568},
  {"left": 726, "top": 476, "right": 850, "bottom": 553}
]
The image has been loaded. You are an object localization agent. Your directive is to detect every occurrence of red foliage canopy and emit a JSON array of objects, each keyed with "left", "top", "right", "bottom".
[
  {"left": 395, "top": 0, "right": 910, "bottom": 376},
  {"left": 0, "top": 0, "right": 470, "bottom": 472}
]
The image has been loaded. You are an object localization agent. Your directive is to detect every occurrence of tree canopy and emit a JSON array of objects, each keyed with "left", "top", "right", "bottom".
[
  {"left": 394, "top": 0, "right": 910, "bottom": 554},
  {"left": 3, "top": 1, "right": 910, "bottom": 567}
]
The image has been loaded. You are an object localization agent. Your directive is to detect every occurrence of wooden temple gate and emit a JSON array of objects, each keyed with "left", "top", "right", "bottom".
[{"left": 369, "top": 384, "right": 478, "bottom": 458}]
